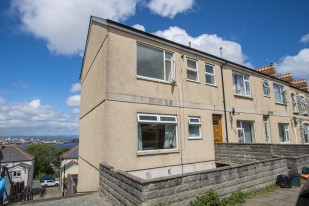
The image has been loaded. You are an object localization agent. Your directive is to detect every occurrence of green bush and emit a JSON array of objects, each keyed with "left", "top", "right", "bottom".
[{"left": 189, "top": 190, "right": 245, "bottom": 206}]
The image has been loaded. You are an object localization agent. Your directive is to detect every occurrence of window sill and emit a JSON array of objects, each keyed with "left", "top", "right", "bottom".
[
  {"left": 137, "top": 76, "right": 177, "bottom": 85},
  {"left": 275, "top": 102, "right": 287, "bottom": 106},
  {"left": 188, "top": 137, "right": 202, "bottom": 140},
  {"left": 293, "top": 111, "right": 299, "bottom": 114},
  {"left": 263, "top": 95, "right": 271, "bottom": 98},
  {"left": 205, "top": 83, "right": 217, "bottom": 87},
  {"left": 234, "top": 94, "right": 253, "bottom": 100},
  {"left": 187, "top": 79, "right": 200, "bottom": 84},
  {"left": 137, "top": 149, "right": 179, "bottom": 156},
  {"left": 280, "top": 141, "right": 290, "bottom": 144}
]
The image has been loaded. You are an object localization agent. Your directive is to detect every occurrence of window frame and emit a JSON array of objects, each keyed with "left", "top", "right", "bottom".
[
  {"left": 291, "top": 93, "right": 298, "bottom": 113},
  {"left": 278, "top": 123, "right": 290, "bottom": 143},
  {"left": 232, "top": 72, "right": 251, "bottom": 97},
  {"left": 237, "top": 120, "right": 256, "bottom": 143},
  {"left": 273, "top": 83, "right": 284, "bottom": 103},
  {"left": 263, "top": 80, "right": 270, "bottom": 97},
  {"left": 188, "top": 117, "right": 202, "bottom": 140},
  {"left": 136, "top": 43, "right": 175, "bottom": 83},
  {"left": 137, "top": 113, "right": 178, "bottom": 154},
  {"left": 300, "top": 96, "right": 308, "bottom": 112},
  {"left": 12, "top": 171, "right": 21, "bottom": 177},
  {"left": 304, "top": 123, "right": 309, "bottom": 144},
  {"left": 186, "top": 58, "right": 199, "bottom": 82},
  {"left": 205, "top": 63, "right": 216, "bottom": 86}
]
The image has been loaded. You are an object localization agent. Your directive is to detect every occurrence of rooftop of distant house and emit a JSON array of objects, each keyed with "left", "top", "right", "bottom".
[
  {"left": 60, "top": 145, "right": 79, "bottom": 160},
  {"left": 0, "top": 143, "right": 34, "bottom": 163}
]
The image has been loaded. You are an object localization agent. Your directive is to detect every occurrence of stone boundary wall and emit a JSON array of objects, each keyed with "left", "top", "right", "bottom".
[
  {"left": 286, "top": 155, "right": 309, "bottom": 171},
  {"left": 99, "top": 158, "right": 287, "bottom": 206},
  {"left": 215, "top": 143, "right": 309, "bottom": 164},
  {"left": 214, "top": 143, "right": 273, "bottom": 163}
]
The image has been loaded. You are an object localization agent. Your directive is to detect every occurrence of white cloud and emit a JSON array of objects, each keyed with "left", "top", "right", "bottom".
[
  {"left": 10, "top": 0, "right": 139, "bottom": 55},
  {"left": 275, "top": 48, "right": 309, "bottom": 81},
  {"left": 0, "top": 97, "right": 5, "bottom": 106},
  {"left": 300, "top": 33, "right": 309, "bottom": 43},
  {"left": 66, "top": 95, "right": 80, "bottom": 106},
  {"left": 132, "top": 24, "right": 145, "bottom": 31},
  {"left": 0, "top": 99, "right": 79, "bottom": 135},
  {"left": 70, "top": 83, "right": 81, "bottom": 93},
  {"left": 154, "top": 26, "right": 252, "bottom": 67},
  {"left": 147, "top": 0, "right": 194, "bottom": 18}
]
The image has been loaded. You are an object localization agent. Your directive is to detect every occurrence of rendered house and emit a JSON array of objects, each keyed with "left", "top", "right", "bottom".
[
  {"left": 0, "top": 144, "right": 34, "bottom": 189},
  {"left": 60, "top": 145, "right": 79, "bottom": 195},
  {"left": 78, "top": 16, "right": 309, "bottom": 192}
]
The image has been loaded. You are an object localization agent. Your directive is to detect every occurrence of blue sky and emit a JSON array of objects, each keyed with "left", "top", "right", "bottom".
[{"left": 0, "top": 0, "right": 309, "bottom": 136}]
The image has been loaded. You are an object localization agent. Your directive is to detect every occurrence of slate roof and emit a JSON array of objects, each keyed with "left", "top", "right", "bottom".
[
  {"left": 61, "top": 160, "right": 78, "bottom": 172},
  {"left": 9, "top": 162, "right": 32, "bottom": 170},
  {"left": 0, "top": 145, "right": 34, "bottom": 163},
  {"left": 60, "top": 145, "right": 79, "bottom": 160}
]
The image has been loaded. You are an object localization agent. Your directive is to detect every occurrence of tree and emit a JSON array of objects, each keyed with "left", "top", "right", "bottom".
[{"left": 26, "top": 144, "right": 63, "bottom": 178}]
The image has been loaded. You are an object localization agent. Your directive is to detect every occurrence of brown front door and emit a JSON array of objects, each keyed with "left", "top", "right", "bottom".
[{"left": 212, "top": 115, "right": 223, "bottom": 143}]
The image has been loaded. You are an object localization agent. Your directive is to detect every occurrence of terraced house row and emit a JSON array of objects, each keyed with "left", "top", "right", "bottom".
[{"left": 78, "top": 16, "right": 309, "bottom": 192}]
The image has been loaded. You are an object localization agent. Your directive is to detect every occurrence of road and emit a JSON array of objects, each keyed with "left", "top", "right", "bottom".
[{"left": 32, "top": 180, "right": 61, "bottom": 200}]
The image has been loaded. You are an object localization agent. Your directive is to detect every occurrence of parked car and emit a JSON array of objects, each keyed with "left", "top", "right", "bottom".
[
  {"left": 40, "top": 180, "right": 59, "bottom": 187},
  {"left": 40, "top": 176, "right": 55, "bottom": 183}
]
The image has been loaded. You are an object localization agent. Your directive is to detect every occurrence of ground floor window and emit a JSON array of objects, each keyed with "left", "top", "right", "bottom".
[
  {"left": 237, "top": 121, "right": 255, "bottom": 143},
  {"left": 137, "top": 114, "right": 177, "bottom": 151},
  {"left": 278, "top": 123, "right": 290, "bottom": 143},
  {"left": 304, "top": 124, "right": 309, "bottom": 143},
  {"left": 188, "top": 117, "right": 201, "bottom": 139}
]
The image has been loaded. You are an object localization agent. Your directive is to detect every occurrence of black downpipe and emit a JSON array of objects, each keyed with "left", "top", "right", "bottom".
[{"left": 220, "top": 62, "right": 229, "bottom": 143}]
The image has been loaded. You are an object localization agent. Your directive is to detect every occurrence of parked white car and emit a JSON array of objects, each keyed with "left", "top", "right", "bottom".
[{"left": 40, "top": 179, "right": 59, "bottom": 187}]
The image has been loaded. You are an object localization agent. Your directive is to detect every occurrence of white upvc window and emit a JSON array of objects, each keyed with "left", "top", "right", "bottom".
[
  {"left": 274, "top": 83, "right": 284, "bottom": 103},
  {"left": 278, "top": 123, "right": 290, "bottom": 143},
  {"left": 304, "top": 124, "right": 309, "bottom": 143},
  {"left": 137, "top": 114, "right": 178, "bottom": 152},
  {"left": 237, "top": 121, "right": 256, "bottom": 143},
  {"left": 137, "top": 43, "right": 175, "bottom": 82},
  {"left": 186, "top": 58, "right": 199, "bottom": 82},
  {"left": 205, "top": 64, "right": 216, "bottom": 85},
  {"left": 291, "top": 93, "right": 297, "bottom": 113},
  {"left": 300, "top": 96, "right": 308, "bottom": 112},
  {"left": 12, "top": 171, "right": 21, "bottom": 177},
  {"left": 188, "top": 117, "right": 201, "bottom": 139},
  {"left": 263, "top": 80, "right": 270, "bottom": 97},
  {"left": 233, "top": 72, "right": 251, "bottom": 97}
]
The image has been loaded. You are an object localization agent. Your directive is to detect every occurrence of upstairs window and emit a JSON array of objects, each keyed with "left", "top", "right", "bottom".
[
  {"left": 12, "top": 171, "right": 21, "bottom": 177},
  {"left": 300, "top": 96, "right": 308, "bottom": 112},
  {"left": 137, "top": 114, "right": 177, "bottom": 152},
  {"left": 186, "top": 58, "right": 199, "bottom": 82},
  {"left": 263, "top": 80, "right": 270, "bottom": 97},
  {"left": 137, "top": 43, "right": 174, "bottom": 82},
  {"left": 188, "top": 117, "right": 201, "bottom": 139},
  {"left": 278, "top": 123, "right": 290, "bottom": 143},
  {"left": 304, "top": 123, "right": 309, "bottom": 143},
  {"left": 205, "top": 64, "right": 216, "bottom": 85},
  {"left": 233, "top": 72, "right": 251, "bottom": 97},
  {"left": 274, "top": 83, "right": 284, "bottom": 103},
  {"left": 291, "top": 93, "right": 297, "bottom": 112}
]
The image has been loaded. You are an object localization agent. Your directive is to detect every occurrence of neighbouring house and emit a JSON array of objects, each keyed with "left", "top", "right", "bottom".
[
  {"left": 0, "top": 143, "right": 34, "bottom": 189},
  {"left": 78, "top": 16, "right": 309, "bottom": 192},
  {"left": 60, "top": 145, "right": 78, "bottom": 195}
]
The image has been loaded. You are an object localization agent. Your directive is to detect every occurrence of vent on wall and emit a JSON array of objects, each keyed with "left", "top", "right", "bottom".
[{"left": 168, "top": 168, "right": 172, "bottom": 175}]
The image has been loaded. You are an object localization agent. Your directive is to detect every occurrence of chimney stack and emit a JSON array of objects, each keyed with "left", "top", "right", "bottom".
[
  {"left": 256, "top": 63, "right": 276, "bottom": 77},
  {"left": 292, "top": 80, "right": 308, "bottom": 91},
  {"left": 277, "top": 73, "right": 293, "bottom": 83}
]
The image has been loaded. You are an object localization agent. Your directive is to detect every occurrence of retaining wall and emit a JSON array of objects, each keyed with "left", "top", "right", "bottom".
[
  {"left": 215, "top": 143, "right": 309, "bottom": 164},
  {"left": 99, "top": 158, "right": 287, "bottom": 206}
]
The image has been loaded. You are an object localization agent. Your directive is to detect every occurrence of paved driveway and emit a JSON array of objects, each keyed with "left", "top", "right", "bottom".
[{"left": 243, "top": 186, "right": 301, "bottom": 206}]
